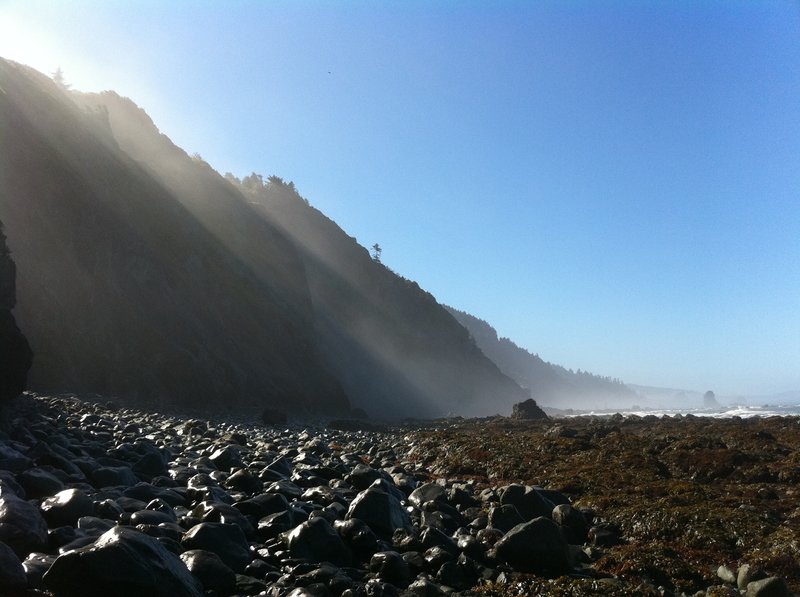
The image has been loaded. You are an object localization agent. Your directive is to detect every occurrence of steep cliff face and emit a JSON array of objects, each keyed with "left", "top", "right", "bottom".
[
  {"left": 446, "top": 306, "right": 636, "bottom": 408},
  {"left": 0, "top": 221, "right": 32, "bottom": 401},
  {"left": 0, "top": 59, "right": 346, "bottom": 414},
  {"left": 236, "top": 179, "right": 531, "bottom": 418}
]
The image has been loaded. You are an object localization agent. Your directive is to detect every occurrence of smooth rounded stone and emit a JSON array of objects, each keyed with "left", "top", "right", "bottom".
[
  {"left": 402, "top": 551, "right": 426, "bottom": 576},
  {"left": 0, "top": 540, "right": 27, "bottom": 590},
  {"left": 225, "top": 469, "right": 262, "bottom": 493},
  {"left": 437, "top": 560, "right": 466, "bottom": 588},
  {"left": 286, "top": 585, "right": 333, "bottom": 597},
  {"left": 18, "top": 467, "right": 65, "bottom": 498},
  {"left": 91, "top": 465, "right": 139, "bottom": 488},
  {"left": 180, "top": 548, "right": 236, "bottom": 593},
  {"left": 257, "top": 509, "right": 296, "bottom": 540},
  {"left": 346, "top": 487, "right": 413, "bottom": 538},
  {"left": 124, "top": 482, "right": 186, "bottom": 507},
  {"left": 369, "top": 550, "right": 410, "bottom": 587},
  {"left": 0, "top": 443, "right": 31, "bottom": 473},
  {"left": 488, "top": 504, "right": 525, "bottom": 534},
  {"left": 130, "top": 509, "right": 176, "bottom": 526},
  {"left": 499, "top": 485, "right": 554, "bottom": 521},
  {"left": 181, "top": 522, "right": 252, "bottom": 572},
  {"left": 266, "top": 479, "right": 303, "bottom": 500},
  {"left": 334, "top": 518, "right": 379, "bottom": 557},
  {"left": 93, "top": 498, "right": 125, "bottom": 521},
  {"left": 209, "top": 446, "right": 244, "bottom": 472},
  {"left": 456, "top": 534, "right": 485, "bottom": 559},
  {"left": 133, "top": 451, "right": 168, "bottom": 477},
  {"left": 536, "top": 488, "right": 571, "bottom": 507},
  {"left": 738, "top": 564, "right": 768, "bottom": 591},
  {"left": 345, "top": 464, "right": 382, "bottom": 491},
  {"left": 717, "top": 564, "right": 737, "bottom": 584},
  {"left": 77, "top": 516, "right": 115, "bottom": 535},
  {"left": 551, "top": 503, "right": 588, "bottom": 544},
  {"left": 406, "top": 578, "right": 445, "bottom": 596},
  {"left": 192, "top": 501, "right": 254, "bottom": 537},
  {"left": 42, "top": 526, "right": 202, "bottom": 597},
  {"left": 22, "top": 552, "right": 57, "bottom": 589},
  {"left": 419, "top": 527, "right": 458, "bottom": 555},
  {"left": 243, "top": 558, "right": 279, "bottom": 579},
  {"left": 746, "top": 577, "right": 791, "bottom": 597},
  {"left": 424, "top": 546, "right": 455, "bottom": 572},
  {"left": 287, "top": 516, "right": 352, "bottom": 567},
  {"left": 408, "top": 483, "right": 447, "bottom": 508},
  {"left": 40, "top": 488, "right": 95, "bottom": 527},
  {"left": 0, "top": 473, "right": 26, "bottom": 499},
  {"left": 493, "top": 517, "right": 573, "bottom": 574},
  {"left": 587, "top": 524, "right": 621, "bottom": 547},
  {"left": 264, "top": 455, "right": 293, "bottom": 477},
  {"left": 0, "top": 492, "right": 48, "bottom": 556}
]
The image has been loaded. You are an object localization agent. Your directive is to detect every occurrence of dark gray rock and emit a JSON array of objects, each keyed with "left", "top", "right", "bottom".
[
  {"left": 18, "top": 467, "right": 65, "bottom": 498},
  {"left": 42, "top": 526, "right": 202, "bottom": 597},
  {"left": 181, "top": 522, "right": 251, "bottom": 572},
  {"left": 287, "top": 516, "right": 352, "bottom": 567},
  {"left": 408, "top": 483, "right": 446, "bottom": 508},
  {"left": 500, "top": 485, "right": 554, "bottom": 521},
  {"left": 369, "top": 550, "right": 410, "bottom": 587},
  {"left": 746, "top": 577, "right": 791, "bottom": 597},
  {"left": 0, "top": 540, "right": 26, "bottom": 591},
  {"left": 91, "top": 465, "right": 139, "bottom": 488},
  {"left": 180, "top": 548, "right": 237, "bottom": 593},
  {"left": 488, "top": 504, "right": 525, "bottom": 533},
  {"left": 509, "top": 398, "right": 547, "bottom": 420},
  {"left": 0, "top": 443, "right": 31, "bottom": 473},
  {"left": 0, "top": 492, "right": 48, "bottom": 556},
  {"left": 493, "top": 517, "right": 573, "bottom": 574},
  {"left": 346, "top": 487, "right": 412, "bottom": 538},
  {"left": 40, "top": 488, "right": 95, "bottom": 527},
  {"left": 334, "top": 517, "right": 379, "bottom": 557},
  {"left": 345, "top": 463, "right": 382, "bottom": 491},
  {"left": 551, "top": 503, "right": 588, "bottom": 544},
  {"left": 21, "top": 552, "right": 57, "bottom": 589}
]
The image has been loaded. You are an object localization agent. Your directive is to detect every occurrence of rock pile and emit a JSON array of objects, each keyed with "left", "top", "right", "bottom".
[
  {"left": 0, "top": 394, "right": 591, "bottom": 596},
  {"left": 0, "top": 395, "right": 796, "bottom": 596}
]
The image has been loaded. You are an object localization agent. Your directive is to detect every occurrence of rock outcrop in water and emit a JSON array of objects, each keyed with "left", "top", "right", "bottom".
[{"left": 0, "top": 220, "right": 32, "bottom": 402}]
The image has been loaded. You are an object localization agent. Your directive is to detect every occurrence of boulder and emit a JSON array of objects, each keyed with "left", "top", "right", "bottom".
[
  {"left": 181, "top": 522, "right": 251, "bottom": 572},
  {"left": 40, "top": 489, "right": 95, "bottom": 527},
  {"left": 0, "top": 493, "right": 48, "bottom": 556},
  {"left": 42, "top": 527, "right": 202, "bottom": 597},
  {"left": 346, "top": 487, "right": 412, "bottom": 538},
  {"left": 0, "top": 540, "right": 26, "bottom": 591},
  {"left": 180, "top": 549, "right": 237, "bottom": 594},
  {"left": 286, "top": 516, "right": 352, "bottom": 567},
  {"left": 493, "top": 517, "right": 572, "bottom": 574},
  {"left": 510, "top": 398, "right": 547, "bottom": 420}
]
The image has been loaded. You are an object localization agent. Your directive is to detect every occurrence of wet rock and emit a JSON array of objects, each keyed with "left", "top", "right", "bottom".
[
  {"left": 0, "top": 443, "right": 31, "bottom": 473},
  {"left": 180, "top": 548, "right": 237, "bottom": 593},
  {"left": 181, "top": 522, "right": 251, "bottom": 572},
  {"left": 40, "top": 488, "right": 95, "bottom": 527},
  {"left": 91, "top": 465, "right": 139, "bottom": 488},
  {"left": 488, "top": 504, "right": 525, "bottom": 533},
  {"left": 346, "top": 487, "right": 412, "bottom": 538},
  {"left": 21, "top": 552, "right": 56, "bottom": 589},
  {"left": 369, "top": 550, "right": 410, "bottom": 587},
  {"left": 408, "top": 483, "right": 446, "bottom": 508},
  {"left": 345, "top": 463, "right": 382, "bottom": 491},
  {"left": 493, "top": 517, "right": 572, "bottom": 574},
  {"left": 42, "top": 526, "right": 202, "bottom": 597},
  {"left": 18, "top": 467, "right": 65, "bottom": 498},
  {"left": 0, "top": 492, "right": 48, "bottom": 556},
  {"left": 745, "top": 577, "right": 791, "bottom": 597},
  {"left": 335, "top": 517, "right": 379, "bottom": 557},
  {"left": 551, "top": 503, "right": 588, "bottom": 544},
  {"left": 287, "top": 516, "right": 352, "bottom": 567},
  {"left": 500, "top": 485, "right": 554, "bottom": 521},
  {"left": 0, "top": 540, "right": 26, "bottom": 591}
]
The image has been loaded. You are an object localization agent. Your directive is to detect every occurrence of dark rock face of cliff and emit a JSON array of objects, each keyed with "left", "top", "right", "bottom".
[
  {"left": 0, "top": 59, "right": 346, "bottom": 414},
  {"left": 0, "top": 222, "right": 32, "bottom": 401}
]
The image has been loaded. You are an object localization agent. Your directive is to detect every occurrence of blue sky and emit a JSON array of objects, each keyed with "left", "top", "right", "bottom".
[{"left": 1, "top": 1, "right": 798, "bottom": 396}]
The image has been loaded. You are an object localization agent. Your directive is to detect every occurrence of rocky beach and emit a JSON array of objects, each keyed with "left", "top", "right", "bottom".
[{"left": 0, "top": 394, "right": 797, "bottom": 596}]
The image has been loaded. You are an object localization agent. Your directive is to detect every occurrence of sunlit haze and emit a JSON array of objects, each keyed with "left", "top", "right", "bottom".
[{"left": 2, "top": 0, "right": 799, "bottom": 397}]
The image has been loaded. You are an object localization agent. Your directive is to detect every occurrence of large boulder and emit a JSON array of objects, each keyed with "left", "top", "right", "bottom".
[
  {"left": 493, "top": 517, "right": 572, "bottom": 574},
  {"left": 510, "top": 398, "right": 547, "bottom": 420},
  {"left": 42, "top": 527, "right": 202, "bottom": 597},
  {"left": 0, "top": 223, "right": 32, "bottom": 402}
]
